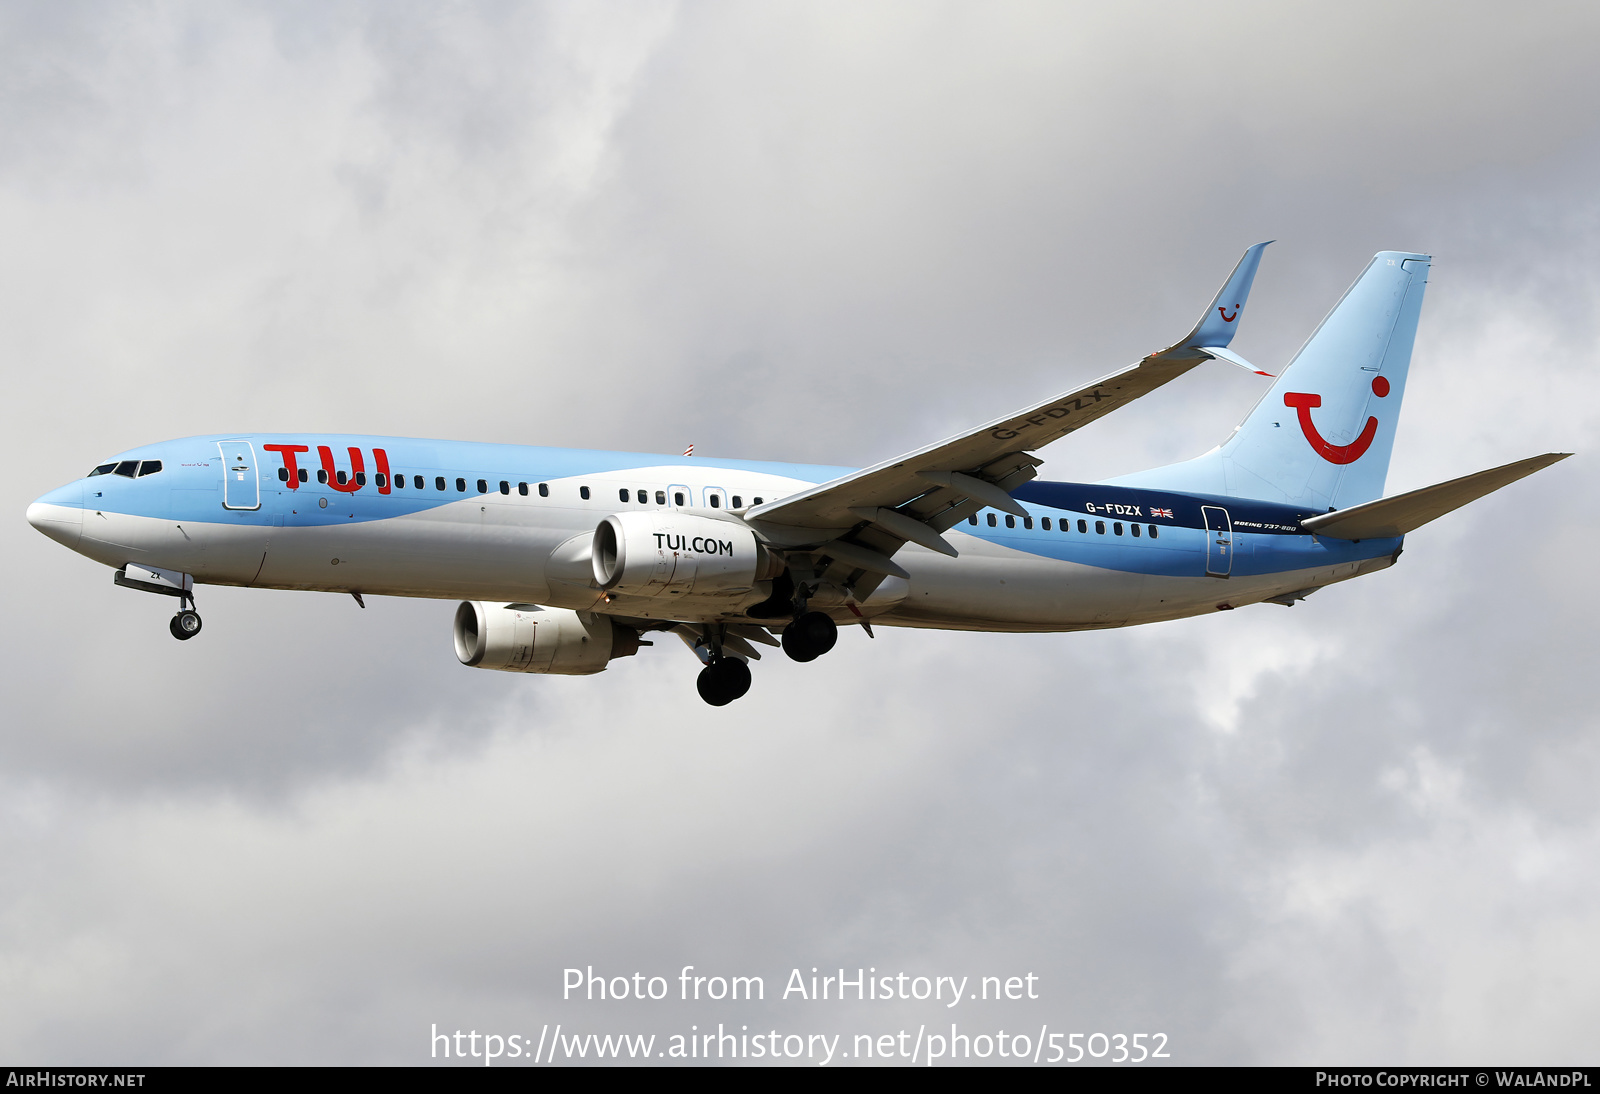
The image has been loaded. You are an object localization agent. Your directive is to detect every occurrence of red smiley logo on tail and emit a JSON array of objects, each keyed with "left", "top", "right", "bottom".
[
  {"left": 1283, "top": 377, "right": 1389, "bottom": 464},
  {"left": 1217, "top": 307, "right": 1238, "bottom": 323}
]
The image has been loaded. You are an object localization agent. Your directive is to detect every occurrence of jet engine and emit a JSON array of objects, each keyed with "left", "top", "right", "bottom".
[
  {"left": 453, "top": 602, "right": 642, "bottom": 675},
  {"left": 592, "top": 511, "right": 782, "bottom": 600}
]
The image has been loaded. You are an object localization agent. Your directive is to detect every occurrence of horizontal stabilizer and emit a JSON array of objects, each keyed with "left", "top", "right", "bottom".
[{"left": 1301, "top": 452, "right": 1570, "bottom": 540}]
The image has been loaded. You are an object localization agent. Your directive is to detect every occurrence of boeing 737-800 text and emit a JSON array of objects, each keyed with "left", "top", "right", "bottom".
[{"left": 26, "top": 245, "right": 1569, "bottom": 704}]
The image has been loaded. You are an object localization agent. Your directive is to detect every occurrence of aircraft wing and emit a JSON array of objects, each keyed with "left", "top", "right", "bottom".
[{"left": 743, "top": 243, "right": 1274, "bottom": 575}]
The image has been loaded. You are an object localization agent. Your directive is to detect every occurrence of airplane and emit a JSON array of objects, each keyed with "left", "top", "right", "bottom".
[{"left": 26, "top": 245, "right": 1570, "bottom": 706}]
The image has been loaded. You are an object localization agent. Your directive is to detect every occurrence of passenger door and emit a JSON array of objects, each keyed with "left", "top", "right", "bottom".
[
  {"left": 217, "top": 440, "right": 261, "bottom": 511},
  {"left": 1201, "top": 505, "right": 1232, "bottom": 577}
]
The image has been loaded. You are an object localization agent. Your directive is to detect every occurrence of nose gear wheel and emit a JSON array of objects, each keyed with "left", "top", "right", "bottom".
[{"left": 169, "top": 609, "right": 203, "bottom": 641}]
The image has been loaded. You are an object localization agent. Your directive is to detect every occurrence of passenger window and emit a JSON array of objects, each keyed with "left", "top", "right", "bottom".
[
  {"left": 518, "top": 482, "right": 528, "bottom": 496},
  {"left": 477, "top": 479, "right": 487, "bottom": 494},
  {"left": 538, "top": 483, "right": 549, "bottom": 497},
  {"left": 336, "top": 470, "right": 348, "bottom": 485},
  {"left": 674, "top": 492, "right": 685, "bottom": 505},
  {"left": 1096, "top": 521, "right": 1106, "bottom": 534},
  {"left": 393, "top": 473, "right": 403, "bottom": 488},
  {"left": 299, "top": 469, "right": 309, "bottom": 483},
  {"left": 753, "top": 497, "right": 763, "bottom": 505},
  {"left": 1148, "top": 525, "right": 1158, "bottom": 539},
  {"left": 414, "top": 476, "right": 423, "bottom": 489},
  {"left": 619, "top": 488, "right": 629, "bottom": 502},
  {"left": 732, "top": 495, "right": 742, "bottom": 508},
  {"left": 114, "top": 460, "right": 138, "bottom": 477},
  {"left": 355, "top": 472, "right": 366, "bottom": 486},
  {"left": 709, "top": 495, "right": 721, "bottom": 509},
  {"left": 500, "top": 481, "right": 510, "bottom": 495},
  {"left": 987, "top": 513, "right": 997, "bottom": 527},
  {"left": 1114, "top": 522, "right": 1123, "bottom": 535},
  {"left": 1131, "top": 523, "right": 1140, "bottom": 537},
  {"left": 456, "top": 478, "right": 466, "bottom": 492},
  {"left": 88, "top": 463, "right": 117, "bottom": 478},
  {"left": 1041, "top": 517, "right": 1050, "bottom": 530},
  {"left": 1004, "top": 515, "right": 1015, "bottom": 528},
  {"left": 1023, "top": 516, "right": 1033, "bottom": 530},
  {"left": 138, "top": 461, "right": 162, "bottom": 477},
  {"left": 319, "top": 470, "right": 329, "bottom": 484},
  {"left": 580, "top": 486, "right": 591, "bottom": 500},
  {"left": 277, "top": 467, "right": 289, "bottom": 482},
  {"left": 374, "top": 473, "right": 385, "bottom": 488},
  {"left": 435, "top": 477, "right": 446, "bottom": 490},
  {"left": 655, "top": 490, "right": 666, "bottom": 504},
  {"left": 636, "top": 490, "right": 646, "bottom": 503},
  {"left": 968, "top": 515, "right": 978, "bottom": 525},
  {"left": 1078, "top": 519, "right": 1088, "bottom": 533}
]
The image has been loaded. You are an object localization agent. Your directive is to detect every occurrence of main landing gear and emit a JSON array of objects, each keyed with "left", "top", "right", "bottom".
[
  {"left": 781, "top": 611, "right": 837, "bottom": 663},
  {"left": 684, "top": 603, "right": 842, "bottom": 707},
  {"left": 696, "top": 656, "right": 752, "bottom": 707}
]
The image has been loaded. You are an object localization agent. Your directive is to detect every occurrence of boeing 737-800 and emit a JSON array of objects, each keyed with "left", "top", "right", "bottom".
[{"left": 26, "top": 245, "right": 1569, "bottom": 704}]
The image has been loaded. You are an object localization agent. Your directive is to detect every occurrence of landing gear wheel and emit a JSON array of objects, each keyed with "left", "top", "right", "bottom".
[
  {"left": 696, "top": 657, "right": 752, "bottom": 706},
  {"left": 169, "top": 610, "right": 202, "bottom": 641},
  {"left": 781, "top": 611, "right": 837, "bottom": 663}
]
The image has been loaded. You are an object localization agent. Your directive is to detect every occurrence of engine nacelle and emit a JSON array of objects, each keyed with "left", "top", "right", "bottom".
[
  {"left": 592, "top": 511, "right": 780, "bottom": 599},
  {"left": 453, "top": 602, "right": 641, "bottom": 675}
]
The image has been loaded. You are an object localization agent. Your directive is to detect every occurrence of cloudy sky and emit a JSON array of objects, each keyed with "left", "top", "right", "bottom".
[{"left": 2, "top": 0, "right": 1597, "bottom": 1066}]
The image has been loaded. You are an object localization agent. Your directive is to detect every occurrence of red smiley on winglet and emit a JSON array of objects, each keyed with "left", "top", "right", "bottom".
[{"left": 1284, "top": 376, "right": 1390, "bottom": 465}]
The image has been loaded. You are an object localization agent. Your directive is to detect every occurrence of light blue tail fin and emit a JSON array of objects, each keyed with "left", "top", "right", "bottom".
[{"left": 1110, "top": 250, "right": 1431, "bottom": 509}]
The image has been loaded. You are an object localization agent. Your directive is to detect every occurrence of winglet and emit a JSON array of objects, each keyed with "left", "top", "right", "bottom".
[{"left": 1175, "top": 240, "right": 1273, "bottom": 354}]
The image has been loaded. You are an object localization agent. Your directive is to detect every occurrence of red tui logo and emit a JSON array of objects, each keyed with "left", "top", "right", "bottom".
[{"left": 1283, "top": 377, "right": 1390, "bottom": 464}]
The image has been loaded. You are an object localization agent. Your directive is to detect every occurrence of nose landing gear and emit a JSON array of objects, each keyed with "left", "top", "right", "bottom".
[
  {"left": 114, "top": 564, "right": 204, "bottom": 642},
  {"left": 169, "top": 608, "right": 203, "bottom": 641}
]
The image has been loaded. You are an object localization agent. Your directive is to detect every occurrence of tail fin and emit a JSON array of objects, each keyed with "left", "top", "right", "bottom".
[{"left": 1112, "top": 251, "right": 1431, "bottom": 509}]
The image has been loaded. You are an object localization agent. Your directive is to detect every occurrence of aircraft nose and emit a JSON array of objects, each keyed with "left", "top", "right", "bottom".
[{"left": 27, "top": 483, "right": 84, "bottom": 548}]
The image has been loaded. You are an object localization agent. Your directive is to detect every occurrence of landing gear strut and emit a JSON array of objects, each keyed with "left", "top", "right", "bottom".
[
  {"left": 696, "top": 657, "right": 752, "bottom": 706},
  {"left": 115, "top": 565, "right": 203, "bottom": 641},
  {"left": 782, "top": 611, "right": 837, "bottom": 663}
]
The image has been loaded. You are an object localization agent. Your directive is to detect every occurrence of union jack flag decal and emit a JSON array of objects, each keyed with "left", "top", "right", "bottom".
[{"left": 1151, "top": 507, "right": 1174, "bottom": 519}]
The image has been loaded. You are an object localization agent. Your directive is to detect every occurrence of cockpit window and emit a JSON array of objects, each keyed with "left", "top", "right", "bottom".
[
  {"left": 114, "top": 460, "right": 139, "bottom": 478},
  {"left": 137, "top": 460, "right": 163, "bottom": 477},
  {"left": 87, "top": 463, "right": 117, "bottom": 478}
]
